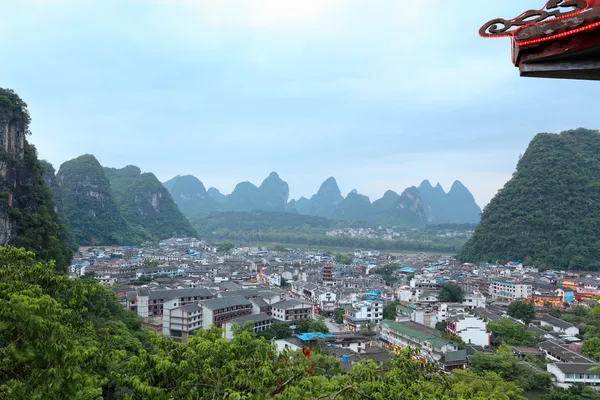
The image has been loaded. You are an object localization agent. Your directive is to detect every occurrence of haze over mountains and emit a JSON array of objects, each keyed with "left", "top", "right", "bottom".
[{"left": 163, "top": 173, "right": 482, "bottom": 227}]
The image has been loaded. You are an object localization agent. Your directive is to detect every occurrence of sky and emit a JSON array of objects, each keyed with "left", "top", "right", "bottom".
[{"left": 2, "top": 0, "right": 599, "bottom": 208}]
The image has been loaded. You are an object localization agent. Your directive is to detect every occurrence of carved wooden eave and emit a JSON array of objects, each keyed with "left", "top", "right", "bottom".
[
  {"left": 515, "top": 8, "right": 600, "bottom": 79},
  {"left": 480, "top": 1, "right": 600, "bottom": 80}
]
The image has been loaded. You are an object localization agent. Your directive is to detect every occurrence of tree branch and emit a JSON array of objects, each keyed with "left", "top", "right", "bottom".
[{"left": 269, "top": 372, "right": 303, "bottom": 397}]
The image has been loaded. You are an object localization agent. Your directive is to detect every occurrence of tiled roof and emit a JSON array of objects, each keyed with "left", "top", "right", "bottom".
[
  {"left": 229, "top": 313, "right": 272, "bottom": 325},
  {"left": 200, "top": 295, "right": 251, "bottom": 310},
  {"left": 272, "top": 299, "right": 313, "bottom": 309}
]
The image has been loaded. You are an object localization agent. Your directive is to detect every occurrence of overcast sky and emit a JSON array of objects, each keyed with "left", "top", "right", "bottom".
[{"left": 2, "top": 0, "right": 598, "bottom": 207}]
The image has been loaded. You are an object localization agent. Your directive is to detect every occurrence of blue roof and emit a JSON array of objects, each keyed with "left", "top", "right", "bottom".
[
  {"left": 400, "top": 267, "right": 416, "bottom": 273},
  {"left": 297, "top": 332, "right": 335, "bottom": 341}
]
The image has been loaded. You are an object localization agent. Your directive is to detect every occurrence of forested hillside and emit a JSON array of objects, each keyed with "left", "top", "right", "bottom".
[
  {"left": 458, "top": 128, "right": 600, "bottom": 270},
  {"left": 56, "top": 155, "right": 133, "bottom": 246},
  {"left": 104, "top": 165, "right": 197, "bottom": 240}
]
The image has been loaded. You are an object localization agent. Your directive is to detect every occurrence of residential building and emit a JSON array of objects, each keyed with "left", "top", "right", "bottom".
[
  {"left": 224, "top": 314, "right": 273, "bottom": 340},
  {"left": 539, "top": 315, "right": 580, "bottom": 336},
  {"left": 344, "top": 300, "right": 384, "bottom": 332},
  {"left": 411, "top": 306, "right": 438, "bottom": 329},
  {"left": 199, "top": 296, "right": 252, "bottom": 328},
  {"left": 539, "top": 340, "right": 594, "bottom": 363},
  {"left": 547, "top": 363, "right": 600, "bottom": 390},
  {"left": 249, "top": 297, "right": 272, "bottom": 315},
  {"left": 162, "top": 303, "right": 202, "bottom": 342},
  {"left": 462, "top": 293, "right": 486, "bottom": 310},
  {"left": 446, "top": 315, "right": 490, "bottom": 347},
  {"left": 271, "top": 299, "right": 315, "bottom": 323},
  {"left": 489, "top": 281, "right": 532, "bottom": 302},
  {"left": 127, "top": 287, "right": 214, "bottom": 317},
  {"left": 379, "top": 320, "right": 459, "bottom": 362}
]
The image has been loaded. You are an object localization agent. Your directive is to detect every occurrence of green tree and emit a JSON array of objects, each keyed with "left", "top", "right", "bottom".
[
  {"left": 0, "top": 246, "right": 148, "bottom": 399},
  {"left": 488, "top": 319, "right": 538, "bottom": 346},
  {"left": 582, "top": 337, "right": 600, "bottom": 361},
  {"left": 335, "top": 253, "right": 352, "bottom": 265},
  {"left": 295, "top": 318, "right": 329, "bottom": 334},
  {"left": 258, "top": 321, "right": 293, "bottom": 339},
  {"left": 333, "top": 307, "right": 345, "bottom": 324},
  {"left": 383, "top": 301, "right": 398, "bottom": 320},
  {"left": 142, "top": 258, "right": 159, "bottom": 268},
  {"left": 217, "top": 242, "right": 236, "bottom": 252},
  {"left": 507, "top": 301, "right": 536, "bottom": 324},
  {"left": 542, "top": 388, "right": 577, "bottom": 400},
  {"left": 435, "top": 321, "right": 448, "bottom": 331},
  {"left": 439, "top": 282, "right": 464, "bottom": 303}
]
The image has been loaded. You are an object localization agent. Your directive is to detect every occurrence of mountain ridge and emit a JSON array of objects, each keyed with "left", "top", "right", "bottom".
[{"left": 163, "top": 173, "right": 479, "bottom": 227}]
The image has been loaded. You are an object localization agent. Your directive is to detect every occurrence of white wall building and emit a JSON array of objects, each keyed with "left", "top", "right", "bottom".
[
  {"left": 162, "top": 302, "right": 202, "bottom": 343},
  {"left": 447, "top": 315, "right": 490, "bottom": 347},
  {"left": 462, "top": 293, "right": 486, "bottom": 310},
  {"left": 489, "top": 281, "right": 532, "bottom": 302},
  {"left": 344, "top": 300, "right": 384, "bottom": 331},
  {"left": 547, "top": 363, "right": 600, "bottom": 390}
]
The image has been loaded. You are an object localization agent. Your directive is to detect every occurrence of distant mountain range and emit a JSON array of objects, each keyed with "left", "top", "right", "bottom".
[{"left": 163, "top": 173, "right": 481, "bottom": 227}]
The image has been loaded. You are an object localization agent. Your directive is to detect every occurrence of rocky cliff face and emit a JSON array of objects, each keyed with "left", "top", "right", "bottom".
[
  {"left": 0, "top": 97, "right": 26, "bottom": 244},
  {"left": 104, "top": 166, "right": 197, "bottom": 240},
  {"left": 0, "top": 89, "right": 71, "bottom": 271}
]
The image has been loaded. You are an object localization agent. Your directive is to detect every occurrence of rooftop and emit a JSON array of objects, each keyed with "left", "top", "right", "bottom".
[
  {"left": 229, "top": 313, "right": 272, "bottom": 325},
  {"left": 381, "top": 320, "right": 452, "bottom": 349},
  {"left": 200, "top": 295, "right": 251, "bottom": 310}
]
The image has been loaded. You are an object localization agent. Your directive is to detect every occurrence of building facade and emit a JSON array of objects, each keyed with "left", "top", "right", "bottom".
[
  {"left": 344, "top": 300, "right": 384, "bottom": 332},
  {"left": 489, "top": 281, "right": 532, "bottom": 302}
]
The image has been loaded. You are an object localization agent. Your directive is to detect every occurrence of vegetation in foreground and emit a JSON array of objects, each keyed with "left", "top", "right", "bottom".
[{"left": 1, "top": 245, "right": 538, "bottom": 399}]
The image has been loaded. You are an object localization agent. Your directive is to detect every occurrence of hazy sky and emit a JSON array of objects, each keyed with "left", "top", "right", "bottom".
[{"left": 2, "top": 0, "right": 598, "bottom": 207}]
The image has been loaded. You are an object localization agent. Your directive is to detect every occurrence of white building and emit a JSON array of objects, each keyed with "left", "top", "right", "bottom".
[
  {"left": 379, "top": 320, "right": 459, "bottom": 362},
  {"left": 489, "top": 281, "right": 532, "bottom": 302},
  {"left": 462, "top": 293, "right": 486, "bottom": 310},
  {"left": 162, "top": 303, "right": 202, "bottom": 342},
  {"left": 446, "top": 315, "right": 490, "bottom": 347},
  {"left": 344, "top": 300, "right": 384, "bottom": 332},
  {"left": 411, "top": 307, "right": 438, "bottom": 329},
  {"left": 547, "top": 363, "right": 600, "bottom": 390},
  {"left": 539, "top": 315, "right": 580, "bottom": 336},
  {"left": 271, "top": 299, "right": 314, "bottom": 323}
]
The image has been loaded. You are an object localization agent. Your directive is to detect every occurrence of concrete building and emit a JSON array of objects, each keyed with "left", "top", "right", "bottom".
[
  {"left": 489, "top": 281, "right": 532, "bottom": 302},
  {"left": 162, "top": 303, "right": 202, "bottom": 342},
  {"left": 127, "top": 287, "right": 214, "bottom": 317},
  {"left": 411, "top": 306, "right": 438, "bottom": 329},
  {"left": 271, "top": 299, "right": 314, "bottom": 323},
  {"left": 344, "top": 300, "right": 384, "bottom": 332},
  {"left": 539, "top": 315, "right": 580, "bottom": 336},
  {"left": 379, "top": 320, "right": 458, "bottom": 362},
  {"left": 462, "top": 293, "right": 486, "bottom": 310},
  {"left": 547, "top": 363, "right": 600, "bottom": 390},
  {"left": 446, "top": 315, "right": 490, "bottom": 347},
  {"left": 224, "top": 314, "right": 273, "bottom": 340},
  {"left": 199, "top": 296, "right": 252, "bottom": 328}
]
